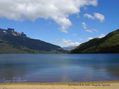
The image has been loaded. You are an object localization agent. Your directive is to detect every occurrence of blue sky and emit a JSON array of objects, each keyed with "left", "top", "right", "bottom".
[{"left": 0, "top": 0, "right": 119, "bottom": 47}]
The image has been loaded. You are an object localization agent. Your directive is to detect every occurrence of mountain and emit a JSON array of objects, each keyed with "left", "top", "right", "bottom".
[
  {"left": 71, "top": 29, "right": 119, "bottom": 53},
  {"left": 0, "top": 28, "right": 65, "bottom": 53},
  {"left": 63, "top": 46, "right": 77, "bottom": 51}
]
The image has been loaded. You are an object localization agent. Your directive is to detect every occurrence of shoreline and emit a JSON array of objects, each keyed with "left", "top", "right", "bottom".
[
  {"left": 0, "top": 81, "right": 119, "bottom": 89},
  {"left": 0, "top": 81, "right": 119, "bottom": 85}
]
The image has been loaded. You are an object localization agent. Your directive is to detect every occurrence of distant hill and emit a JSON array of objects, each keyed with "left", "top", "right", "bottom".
[
  {"left": 63, "top": 46, "right": 77, "bottom": 51},
  {"left": 0, "top": 28, "right": 65, "bottom": 53},
  {"left": 71, "top": 29, "right": 119, "bottom": 53}
]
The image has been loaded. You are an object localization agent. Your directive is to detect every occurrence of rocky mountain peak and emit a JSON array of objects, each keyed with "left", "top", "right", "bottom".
[{"left": 0, "top": 28, "right": 27, "bottom": 37}]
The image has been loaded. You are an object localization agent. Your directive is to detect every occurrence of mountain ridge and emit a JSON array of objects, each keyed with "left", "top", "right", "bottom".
[
  {"left": 71, "top": 29, "right": 119, "bottom": 53},
  {"left": 0, "top": 28, "right": 65, "bottom": 53}
]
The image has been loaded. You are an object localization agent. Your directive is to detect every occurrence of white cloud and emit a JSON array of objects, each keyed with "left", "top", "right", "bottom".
[
  {"left": 86, "top": 29, "right": 94, "bottom": 33},
  {"left": 55, "top": 39, "right": 80, "bottom": 46},
  {"left": 88, "top": 37, "right": 94, "bottom": 40},
  {"left": 82, "top": 22, "right": 98, "bottom": 33},
  {"left": 99, "top": 34, "right": 105, "bottom": 38},
  {"left": 84, "top": 12, "right": 105, "bottom": 22},
  {"left": 94, "top": 13, "right": 105, "bottom": 22},
  {"left": 82, "top": 22, "right": 87, "bottom": 30},
  {"left": 88, "top": 34, "right": 105, "bottom": 41},
  {"left": 84, "top": 13, "right": 95, "bottom": 19},
  {"left": 0, "top": 0, "right": 97, "bottom": 33}
]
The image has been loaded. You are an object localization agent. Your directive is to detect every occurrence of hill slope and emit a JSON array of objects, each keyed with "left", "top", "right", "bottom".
[
  {"left": 71, "top": 29, "right": 119, "bottom": 53},
  {"left": 63, "top": 46, "right": 77, "bottom": 51},
  {"left": 0, "top": 28, "right": 65, "bottom": 53}
]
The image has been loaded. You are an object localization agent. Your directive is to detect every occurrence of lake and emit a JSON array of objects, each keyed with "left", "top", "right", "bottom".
[{"left": 0, "top": 54, "right": 119, "bottom": 83}]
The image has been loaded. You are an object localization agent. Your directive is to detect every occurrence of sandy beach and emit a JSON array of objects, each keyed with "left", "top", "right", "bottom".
[{"left": 0, "top": 81, "right": 119, "bottom": 89}]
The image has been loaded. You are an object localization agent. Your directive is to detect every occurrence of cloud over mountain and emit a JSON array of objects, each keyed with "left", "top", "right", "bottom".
[
  {"left": 55, "top": 39, "right": 80, "bottom": 46},
  {"left": 0, "top": 0, "right": 97, "bottom": 33}
]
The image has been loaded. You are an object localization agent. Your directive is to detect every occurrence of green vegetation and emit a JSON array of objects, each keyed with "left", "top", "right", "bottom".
[
  {"left": 0, "top": 34, "right": 65, "bottom": 54},
  {"left": 71, "top": 29, "right": 119, "bottom": 53}
]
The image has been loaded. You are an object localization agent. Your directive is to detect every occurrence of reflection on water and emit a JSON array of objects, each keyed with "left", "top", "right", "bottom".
[
  {"left": 0, "top": 64, "right": 26, "bottom": 82},
  {"left": 0, "top": 54, "right": 119, "bottom": 83}
]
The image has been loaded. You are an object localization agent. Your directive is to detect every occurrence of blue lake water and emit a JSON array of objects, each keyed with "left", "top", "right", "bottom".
[{"left": 0, "top": 54, "right": 119, "bottom": 83}]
